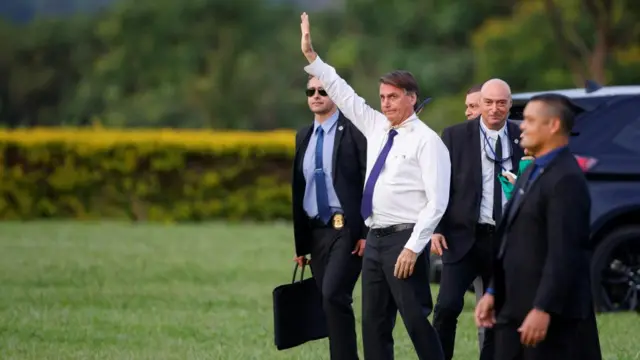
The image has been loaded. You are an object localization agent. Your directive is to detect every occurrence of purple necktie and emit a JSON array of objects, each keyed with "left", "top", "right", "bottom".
[{"left": 361, "top": 129, "right": 398, "bottom": 220}]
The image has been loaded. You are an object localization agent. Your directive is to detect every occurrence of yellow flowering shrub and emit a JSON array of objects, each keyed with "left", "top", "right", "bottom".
[{"left": 0, "top": 128, "right": 297, "bottom": 222}]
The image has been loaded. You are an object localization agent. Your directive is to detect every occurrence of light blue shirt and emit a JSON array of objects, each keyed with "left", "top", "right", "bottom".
[{"left": 302, "top": 110, "right": 343, "bottom": 218}]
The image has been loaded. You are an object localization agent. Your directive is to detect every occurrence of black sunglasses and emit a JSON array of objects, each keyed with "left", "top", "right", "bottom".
[{"left": 306, "top": 88, "right": 328, "bottom": 97}]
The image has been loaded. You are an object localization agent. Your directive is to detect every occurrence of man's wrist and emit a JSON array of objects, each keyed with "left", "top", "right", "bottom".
[
  {"left": 402, "top": 246, "right": 418, "bottom": 255},
  {"left": 485, "top": 287, "right": 495, "bottom": 295},
  {"left": 305, "top": 51, "right": 318, "bottom": 63},
  {"left": 403, "top": 237, "right": 423, "bottom": 255}
]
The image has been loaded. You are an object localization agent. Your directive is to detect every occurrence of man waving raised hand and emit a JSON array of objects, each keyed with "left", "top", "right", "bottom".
[{"left": 301, "top": 13, "right": 450, "bottom": 360}]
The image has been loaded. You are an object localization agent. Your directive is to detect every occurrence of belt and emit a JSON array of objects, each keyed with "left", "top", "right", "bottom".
[
  {"left": 308, "top": 213, "right": 344, "bottom": 229},
  {"left": 370, "top": 223, "right": 414, "bottom": 237},
  {"left": 476, "top": 223, "right": 496, "bottom": 234}
]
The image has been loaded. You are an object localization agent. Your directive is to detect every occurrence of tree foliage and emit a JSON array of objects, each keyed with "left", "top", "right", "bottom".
[
  {"left": 473, "top": 0, "right": 640, "bottom": 90},
  {"left": 0, "top": 0, "right": 638, "bottom": 131}
]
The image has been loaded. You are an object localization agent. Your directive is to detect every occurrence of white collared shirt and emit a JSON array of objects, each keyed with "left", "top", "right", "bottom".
[
  {"left": 478, "top": 118, "right": 512, "bottom": 225},
  {"left": 304, "top": 56, "right": 451, "bottom": 255}
]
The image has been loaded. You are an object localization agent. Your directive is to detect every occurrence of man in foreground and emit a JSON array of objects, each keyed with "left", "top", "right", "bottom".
[
  {"left": 300, "top": 12, "right": 450, "bottom": 360},
  {"left": 432, "top": 79, "right": 524, "bottom": 360},
  {"left": 475, "top": 93, "right": 602, "bottom": 360},
  {"left": 291, "top": 74, "right": 368, "bottom": 359}
]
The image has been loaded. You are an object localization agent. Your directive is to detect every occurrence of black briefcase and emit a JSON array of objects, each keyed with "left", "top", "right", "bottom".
[{"left": 272, "top": 263, "right": 328, "bottom": 350}]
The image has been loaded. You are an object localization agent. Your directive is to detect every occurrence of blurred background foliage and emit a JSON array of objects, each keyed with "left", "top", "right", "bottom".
[{"left": 1, "top": 0, "right": 639, "bottom": 132}]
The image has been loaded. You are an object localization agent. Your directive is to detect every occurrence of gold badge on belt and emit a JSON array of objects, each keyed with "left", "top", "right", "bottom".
[{"left": 332, "top": 213, "right": 344, "bottom": 230}]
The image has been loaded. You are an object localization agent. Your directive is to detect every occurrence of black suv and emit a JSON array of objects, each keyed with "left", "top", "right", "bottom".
[{"left": 430, "top": 84, "right": 640, "bottom": 313}]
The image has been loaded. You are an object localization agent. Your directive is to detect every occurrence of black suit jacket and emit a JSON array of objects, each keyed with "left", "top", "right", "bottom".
[
  {"left": 436, "top": 117, "right": 524, "bottom": 263},
  {"left": 292, "top": 112, "right": 368, "bottom": 257},
  {"left": 491, "top": 147, "right": 594, "bottom": 322}
]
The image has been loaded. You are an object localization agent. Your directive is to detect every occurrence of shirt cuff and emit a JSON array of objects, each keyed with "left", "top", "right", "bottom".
[
  {"left": 303, "top": 56, "right": 325, "bottom": 76},
  {"left": 404, "top": 235, "right": 429, "bottom": 255},
  {"left": 485, "top": 287, "right": 495, "bottom": 295}
]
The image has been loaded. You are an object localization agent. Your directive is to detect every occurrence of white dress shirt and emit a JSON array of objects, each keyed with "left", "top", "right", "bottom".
[
  {"left": 478, "top": 118, "right": 512, "bottom": 225},
  {"left": 304, "top": 56, "right": 451, "bottom": 255}
]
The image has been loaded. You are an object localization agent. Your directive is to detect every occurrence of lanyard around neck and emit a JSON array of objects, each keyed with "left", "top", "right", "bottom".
[{"left": 480, "top": 124, "right": 510, "bottom": 170}]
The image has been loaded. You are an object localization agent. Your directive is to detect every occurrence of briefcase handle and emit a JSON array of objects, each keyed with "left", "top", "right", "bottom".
[{"left": 291, "top": 263, "right": 307, "bottom": 284}]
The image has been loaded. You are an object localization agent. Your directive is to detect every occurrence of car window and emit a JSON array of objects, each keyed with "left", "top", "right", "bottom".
[
  {"left": 611, "top": 114, "right": 640, "bottom": 155},
  {"left": 510, "top": 96, "right": 594, "bottom": 122},
  {"left": 509, "top": 104, "right": 525, "bottom": 121},
  {"left": 571, "top": 97, "right": 640, "bottom": 156}
]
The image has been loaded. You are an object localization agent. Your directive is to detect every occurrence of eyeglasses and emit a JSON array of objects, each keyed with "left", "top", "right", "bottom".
[{"left": 306, "top": 88, "right": 328, "bottom": 97}]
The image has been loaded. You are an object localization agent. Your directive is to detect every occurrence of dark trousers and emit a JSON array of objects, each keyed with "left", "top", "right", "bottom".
[
  {"left": 361, "top": 227, "right": 444, "bottom": 360},
  {"left": 473, "top": 277, "right": 486, "bottom": 350},
  {"left": 433, "top": 226, "right": 495, "bottom": 360},
  {"left": 494, "top": 312, "right": 602, "bottom": 360},
  {"left": 309, "top": 226, "right": 362, "bottom": 360}
]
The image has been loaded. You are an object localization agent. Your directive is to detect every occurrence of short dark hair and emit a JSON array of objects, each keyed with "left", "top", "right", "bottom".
[
  {"left": 379, "top": 71, "right": 420, "bottom": 109},
  {"left": 467, "top": 84, "right": 483, "bottom": 94},
  {"left": 528, "top": 93, "right": 577, "bottom": 135}
]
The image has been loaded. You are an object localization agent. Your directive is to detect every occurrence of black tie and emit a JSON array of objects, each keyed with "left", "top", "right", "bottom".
[{"left": 493, "top": 135, "right": 503, "bottom": 224}]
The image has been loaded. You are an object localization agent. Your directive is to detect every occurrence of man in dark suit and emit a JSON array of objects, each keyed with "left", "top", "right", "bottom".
[
  {"left": 432, "top": 79, "right": 525, "bottom": 360},
  {"left": 475, "top": 93, "right": 602, "bottom": 360},
  {"left": 291, "top": 74, "right": 368, "bottom": 360},
  {"left": 465, "top": 82, "right": 492, "bottom": 352}
]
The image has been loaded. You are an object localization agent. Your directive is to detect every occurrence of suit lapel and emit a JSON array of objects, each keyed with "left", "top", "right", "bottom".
[
  {"left": 468, "top": 118, "right": 483, "bottom": 194},
  {"left": 331, "top": 114, "right": 346, "bottom": 182},
  {"left": 504, "top": 164, "right": 535, "bottom": 226},
  {"left": 505, "top": 148, "right": 568, "bottom": 226},
  {"left": 507, "top": 121, "right": 521, "bottom": 171},
  {"left": 497, "top": 163, "right": 534, "bottom": 257}
]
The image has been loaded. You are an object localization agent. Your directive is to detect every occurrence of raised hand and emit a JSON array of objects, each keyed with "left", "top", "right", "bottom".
[{"left": 300, "top": 12, "right": 317, "bottom": 63}]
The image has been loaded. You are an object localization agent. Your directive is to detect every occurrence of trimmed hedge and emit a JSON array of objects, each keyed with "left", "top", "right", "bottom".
[{"left": 0, "top": 128, "right": 296, "bottom": 222}]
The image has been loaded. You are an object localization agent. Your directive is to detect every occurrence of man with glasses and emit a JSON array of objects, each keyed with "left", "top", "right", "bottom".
[
  {"left": 291, "top": 73, "right": 368, "bottom": 360},
  {"left": 431, "top": 79, "right": 524, "bottom": 360}
]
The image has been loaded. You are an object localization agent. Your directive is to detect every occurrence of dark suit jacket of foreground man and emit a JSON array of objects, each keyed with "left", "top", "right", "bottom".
[{"left": 490, "top": 146, "right": 602, "bottom": 360}]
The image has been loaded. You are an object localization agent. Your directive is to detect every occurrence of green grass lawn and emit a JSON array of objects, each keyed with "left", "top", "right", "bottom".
[{"left": 0, "top": 222, "right": 638, "bottom": 360}]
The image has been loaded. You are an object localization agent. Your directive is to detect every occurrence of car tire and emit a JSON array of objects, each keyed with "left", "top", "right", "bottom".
[{"left": 590, "top": 225, "right": 640, "bottom": 313}]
